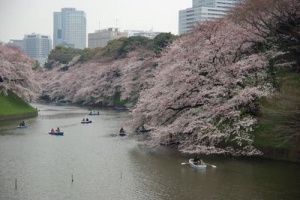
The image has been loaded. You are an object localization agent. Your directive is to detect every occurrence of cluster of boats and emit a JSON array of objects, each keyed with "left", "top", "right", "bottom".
[{"left": 17, "top": 120, "right": 216, "bottom": 170}]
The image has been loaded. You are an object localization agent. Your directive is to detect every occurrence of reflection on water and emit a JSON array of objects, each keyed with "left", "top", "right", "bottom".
[{"left": 0, "top": 103, "right": 300, "bottom": 200}]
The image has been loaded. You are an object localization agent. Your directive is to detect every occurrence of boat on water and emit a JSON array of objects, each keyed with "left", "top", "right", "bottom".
[
  {"left": 119, "top": 131, "right": 127, "bottom": 136},
  {"left": 119, "top": 127, "right": 127, "bottom": 136},
  {"left": 137, "top": 127, "right": 152, "bottom": 133},
  {"left": 189, "top": 159, "right": 207, "bottom": 169},
  {"left": 17, "top": 124, "right": 28, "bottom": 128},
  {"left": 114, "top": 106, "right": 127, "bottom": 111},
  {"left": 49, "top": 131, "right": 64, "bottom": 136},
  {"left": 81, "top": 120, "right": 92, "bottom": 124},
  {"left": 55, "top": 101, "right": 68, "bottom": 106},
  {"left": 88, "top": 111, "right": 100, "bottom": 115}
]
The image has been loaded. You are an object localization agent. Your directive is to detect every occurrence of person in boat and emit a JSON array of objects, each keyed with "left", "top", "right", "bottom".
[
  {"left": 193, "top": 155, "right": 201, "bottom": 164},
  {"left": 20, "top": 121, "right": 25, "bottom": 126},
  {"left": 56, "top": 127, "right": 60, "bottom": 132},
  {"left": 200, "top": 159, "right": 204, "bottom": 165},
  {"left": 51, "top": 128, "right": 55, "bottom": 133},
  {"left": 86, "top": 118, "right": 89, "bottom": 122},
  {"left": 120, "top": 127, "right": 125, "bottom": 133},
  {"left": 169, "top": 133, "right": 174, "bottom": 142}
]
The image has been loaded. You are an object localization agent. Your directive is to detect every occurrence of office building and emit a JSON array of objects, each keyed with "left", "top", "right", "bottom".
[
  {"left": 179, "top": 0, "right": 243, "bottom": 35},
  {"left": 23, "top": 33, "right": 52, "bottom": 64},
  {"left": 125, "top": 30, "right": 162, "bottom": 39},
  {"left": 7, "top": 40, "right": 25, "bottom": 51},
  {"left": 88, "top": 28, "right": 127, "bottom": 48},
  {"left": 54, "top": 8, "right": 86, "bottom": 49}
]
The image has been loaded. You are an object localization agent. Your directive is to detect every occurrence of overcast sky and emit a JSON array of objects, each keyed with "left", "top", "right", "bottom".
[{"left": 0, "top": 0, "right": 191, "bottom": 43}]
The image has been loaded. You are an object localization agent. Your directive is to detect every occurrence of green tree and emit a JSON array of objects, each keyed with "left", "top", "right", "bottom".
[
  {"left": 32, "top": 60, "right": 40, "bottom": 70},
  {"left": 152, "top": 33, "right": 176, "bottom": 55},
  {"left": 47, "top": 46, "right": 83, "bottom": 65},
  {"left": 117, "top": 36, "right": 152, "bottom": 57}
]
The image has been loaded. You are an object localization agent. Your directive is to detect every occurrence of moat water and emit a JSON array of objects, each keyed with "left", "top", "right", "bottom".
[{"left": 0, "top": 103, "right": 299, "bottom": 200}]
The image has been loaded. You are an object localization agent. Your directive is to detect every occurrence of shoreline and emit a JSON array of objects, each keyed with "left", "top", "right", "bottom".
[{"left": 0, "top": 111, "right": 38, "bottom": 121}]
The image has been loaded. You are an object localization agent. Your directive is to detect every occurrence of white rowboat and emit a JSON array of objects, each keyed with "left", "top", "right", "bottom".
[{"left": 189, "top": 159, "right": 207, "bottom": 169}]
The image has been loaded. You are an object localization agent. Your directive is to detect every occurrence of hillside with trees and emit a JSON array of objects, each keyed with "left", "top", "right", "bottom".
[
  {"left": 130, "top": 0, "right": 299, "bottom": 159},
  {"left": 1, "top": 0, "right": 299, "bottom": 161}
]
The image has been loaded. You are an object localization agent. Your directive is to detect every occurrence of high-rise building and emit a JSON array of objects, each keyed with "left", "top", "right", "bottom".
[
  {"left": 88, "top": 28, "right": 128, "bottom": 48},
  {"left": 53, "top": 8, "right": 86, "bottom": 49},
  {"left": 179, "top": 0, "right": 243, "bottom": 35},
  {"left": 23, "top": 33, "right": 52, "bottom": 64}
]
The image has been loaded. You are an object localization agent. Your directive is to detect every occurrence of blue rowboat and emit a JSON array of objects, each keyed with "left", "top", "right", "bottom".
[{"left": 49, "top": 131, "right": 64, "bottom": 136}]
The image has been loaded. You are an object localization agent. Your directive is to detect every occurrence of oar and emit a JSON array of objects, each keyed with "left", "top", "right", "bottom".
[
  {"left": 181, "top": 162, "right": 189, "bottom": 165},
  {"left": 203, "top": 162, "right": 217, "bottom": 168}
]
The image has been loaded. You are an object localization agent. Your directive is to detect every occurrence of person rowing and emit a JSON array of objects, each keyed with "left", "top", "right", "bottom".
[
  {"left": 120, "top": 127, "right": 125, "bottom": 133},
  {"left": 193, "top": 155, "right": 201, "bottom": 165}
]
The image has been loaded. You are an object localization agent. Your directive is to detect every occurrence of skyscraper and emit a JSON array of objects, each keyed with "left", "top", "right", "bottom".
[
  {"left": 23, "top": 33, "right": 52, "bottom": 64},
  {"left": 53, "top": 8, "right": 86, "bottom": 49},
  {"left": 179, "top": 0, "right": 243, "bottom": 35}
]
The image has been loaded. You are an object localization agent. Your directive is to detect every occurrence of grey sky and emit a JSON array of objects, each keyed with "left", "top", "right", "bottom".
[{"left": 0, "top": 0, "right": 191, "bottom": 43}]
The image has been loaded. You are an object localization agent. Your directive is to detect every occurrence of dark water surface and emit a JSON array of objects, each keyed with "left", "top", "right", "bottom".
[{"left": 0, "top": 103, "right": 299, "bottom": 200}]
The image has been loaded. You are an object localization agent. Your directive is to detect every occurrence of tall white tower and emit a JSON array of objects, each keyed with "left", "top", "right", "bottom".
[{"left": 53, "top": 8, "right": 86, "bottom": 49}]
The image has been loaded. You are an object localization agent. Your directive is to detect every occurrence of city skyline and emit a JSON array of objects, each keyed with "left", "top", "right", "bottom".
[{"left": 0, "top": 0, "right": 191, "bottom": 43}]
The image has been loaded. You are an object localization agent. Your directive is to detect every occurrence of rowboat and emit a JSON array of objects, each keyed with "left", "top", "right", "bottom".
[
  {"left": 88, "top": 111, "right": 100, "bottom": 115},
  {"left": 81, "top": 120, "right": 92, "bottom": 124},
  {"left": 49, "top": 131, "right": 64, "bottom": 136},
  {"left": 119, "top": 131, "right": 127, "bottom": 136},
  {"left": 189, "top": 159, "right": 207, "bottom": 169},
  {"left": 17, "top": 124, "right": 28, "bottom": 128},
  {"left": 137, "top": 128, "right": 151, "bottom": 133}
]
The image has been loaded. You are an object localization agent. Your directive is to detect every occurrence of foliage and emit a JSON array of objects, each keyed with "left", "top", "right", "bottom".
[
  {"left": 152, "top": 32, "right": 176, "bottom": 55},
  {"left": 78, "top": 47, "right": 103, "bottom": 62},
  {"left": 38, "top": 49, "right": 157, "bottom": 106},
  {"left": 47, "top": 46, "right": 84, "bottom": 66},
  {"left": 117, "top": 36, "right": 152, "bottom": 58},
  {"left": 229, "top": 0, "right": 300, "bottom": 67},
  {"left": 102, "top": 38, "right": 127, "bottom": 58},
  {"left": 255, "top": 71, "right": 300, "bottom": 149},
  {"left": 37, "top": 0, "right": 299, "bottom": 157},
  {"left": 131, "top": 19, "right": 275, "bottom": 156},
  {"left": 0, "top": 44, "right": 40, "bottom": 100},
  {"left": 32, "top": 60, "right": 40, "bottom": 70}
]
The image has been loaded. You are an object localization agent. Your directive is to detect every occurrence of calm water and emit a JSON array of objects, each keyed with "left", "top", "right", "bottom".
[{"left": 0, "top": 103, "right": 300, "bottom": 200}]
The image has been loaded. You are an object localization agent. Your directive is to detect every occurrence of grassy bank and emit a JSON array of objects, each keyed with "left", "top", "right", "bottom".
[
  {"left": 254, "top": 71, "right": 300, "bottom": 162},
  {"left": 0, "top": 91, "right": 37, "bottom": 117}
]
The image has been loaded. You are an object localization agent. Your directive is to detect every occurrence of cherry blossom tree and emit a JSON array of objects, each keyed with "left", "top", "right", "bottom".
[
  {"left": 0, "top": 43, "right": 40, "bottom": 100},
  {"left": 229, "top": 0, "right": 300, "bottom": 67},
  {"left": 131, "top": 20, "right": 276, "bottom": 156},
  {"left": 39, "top": 49, "right": 157, "bottom": 106}
]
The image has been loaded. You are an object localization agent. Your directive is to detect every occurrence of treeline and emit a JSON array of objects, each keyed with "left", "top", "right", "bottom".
[{"left": 45, "top": 33, "right": 176, "bottom": 68}]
